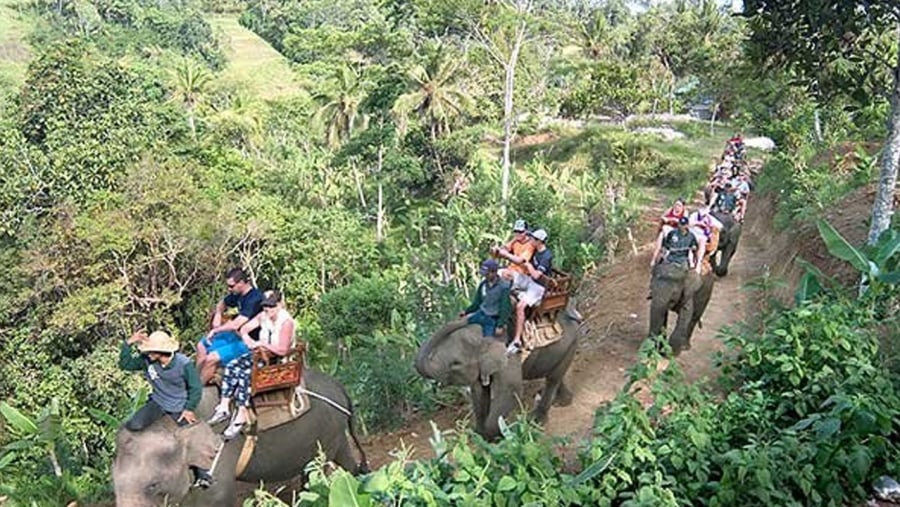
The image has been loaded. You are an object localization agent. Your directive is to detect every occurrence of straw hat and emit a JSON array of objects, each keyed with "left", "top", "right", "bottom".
[{"left": 137, "top": 331, "right": 179, "bottom": 354}]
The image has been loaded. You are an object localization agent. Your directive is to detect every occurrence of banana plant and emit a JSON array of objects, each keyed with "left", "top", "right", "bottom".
[
  {"left": 0, "top": 398, "right": 63, "bottom": 477},
  {"left": 796, "top": 221, "right": 900, "bottom": 302}
]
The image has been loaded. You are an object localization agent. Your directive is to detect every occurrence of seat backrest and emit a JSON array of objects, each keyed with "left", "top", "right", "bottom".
[{"left": 250, "top": 343, "right": 306, "bottom": 397}]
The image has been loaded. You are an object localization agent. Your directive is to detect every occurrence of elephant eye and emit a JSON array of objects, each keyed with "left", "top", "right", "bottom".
[{"left": 450, "top": 359, "right": 463, "bottom": 370}]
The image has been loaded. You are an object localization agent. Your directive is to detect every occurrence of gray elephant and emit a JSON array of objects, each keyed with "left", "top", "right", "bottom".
[
  {"left": 415, "top": 305, "right": 581, "bottom": 440},
  {"left": 113, "top": 370, "right": 367, "bottom": 507},
  {"left": 709, "top": 211, "right": 741, "bottom": 277},
  {"left": 648, "top": 262, "right": 715, "bottom": 354}
]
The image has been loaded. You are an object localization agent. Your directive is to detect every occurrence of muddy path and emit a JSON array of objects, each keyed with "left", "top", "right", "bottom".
[{"left": 358, "top": 190, "right": 772, "bottom": 469}]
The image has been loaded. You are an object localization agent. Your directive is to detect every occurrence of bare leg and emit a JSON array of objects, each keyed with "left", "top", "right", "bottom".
[
  {"left": 196, "top": 340, "right": 208, "bottom": 369},
  {"left": 200, "top": 351, "right": 220, "bottom": 385},
  {"left": 514, "top": 300, "right": 527, "bottom": 344}
]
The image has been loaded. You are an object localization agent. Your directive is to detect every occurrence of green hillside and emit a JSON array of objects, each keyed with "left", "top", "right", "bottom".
[
  {"left": 0, "top": 0, "right": 32, "bottom": 89},
  {"left": 209, "top": 15, "right": 303, "bottom": 100}
]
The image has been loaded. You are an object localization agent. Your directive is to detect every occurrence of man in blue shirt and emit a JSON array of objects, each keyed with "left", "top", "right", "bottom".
[{"left": 196, "top": 267, "right": 263, "bottom": 384}]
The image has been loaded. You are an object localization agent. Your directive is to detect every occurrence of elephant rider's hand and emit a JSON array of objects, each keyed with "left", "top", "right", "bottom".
[
  {"left": 458, "top": 312, "right": 468, "bottom": 319},
  {"left": 178, "top": 410, "right": 198, "bottom": 425},
  {"left": 127, "top": 331, "right": 147, "bottom": 345}
]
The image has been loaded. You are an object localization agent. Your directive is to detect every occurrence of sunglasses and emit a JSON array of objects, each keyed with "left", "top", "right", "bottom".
[{"left": 226, "top": 281, "right": 238, "bottom": 289}]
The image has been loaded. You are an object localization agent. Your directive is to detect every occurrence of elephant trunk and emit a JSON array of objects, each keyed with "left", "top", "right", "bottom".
[{"left": 415, "top": 318, "right": 468, "bottom": 379}]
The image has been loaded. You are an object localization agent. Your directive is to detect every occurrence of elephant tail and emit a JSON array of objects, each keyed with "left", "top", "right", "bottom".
[{"left": 341, "top": 386, "right": 370, "bottom": 474}]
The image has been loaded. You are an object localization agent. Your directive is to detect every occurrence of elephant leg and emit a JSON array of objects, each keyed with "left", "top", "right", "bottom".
[
  {"left": 687, "top": 277, "right": 715, "bottom": 348},
  {"left": 470, "top": 384, "right": 490, "bottom": 437},
  {"left": 483, "top": 387, "right": 521, "bottom": 441},
  {"left": 533, "top": 339, "right": 577, "bottom": 421},
  {"left": 648, "top": 296, "right": 669, "bottom": 340},
  {"left": 669, "top": 296, "right": 695, "bottom": 356},
  {"left": 553, "top": 381, "right": 574, "bottom": 407},
  {"left": 331, "top": 433, "right": 357, "bottom": 474}
]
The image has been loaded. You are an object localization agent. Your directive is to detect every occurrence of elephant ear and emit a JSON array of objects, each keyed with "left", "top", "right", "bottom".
[
  {"left": 175, "top": 423, "right": 220, "bottom": 470},
  {"left": 478, "top": 340, "right": 508, "bottom": 387}
]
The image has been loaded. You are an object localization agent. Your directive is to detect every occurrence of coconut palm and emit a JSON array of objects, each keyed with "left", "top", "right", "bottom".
[
  {"left": 171, "top": 58, "right": 212, "bottom": 141},
  {"left": 391, "top": 41, "right": 474, "bottom": 145},
  {"left": 313, "top": 65, "right": 370, "bottom": 148}
]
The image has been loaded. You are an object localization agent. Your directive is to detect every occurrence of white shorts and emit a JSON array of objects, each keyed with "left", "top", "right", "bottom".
[{"left": 510, "top": 272, "right": 545, "bottom": 307}]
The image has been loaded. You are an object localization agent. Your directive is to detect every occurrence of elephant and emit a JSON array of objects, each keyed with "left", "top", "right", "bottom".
[
  {"left": 414, "top": 303, "right": 581, "bottom": 440},
  {"left": 112, "top": 369, "right": 368, "bottom": 507},
  {"left": 709, "top": 211, "right": 741, "bottom": 277},
  {"left": 648, "top": 261, "right": 715, "bottom": 354}
]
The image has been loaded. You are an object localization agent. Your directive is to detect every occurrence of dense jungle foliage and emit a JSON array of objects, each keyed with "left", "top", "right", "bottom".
[{"left": 0, "top": 0, "right": 899, "bottom": 505}]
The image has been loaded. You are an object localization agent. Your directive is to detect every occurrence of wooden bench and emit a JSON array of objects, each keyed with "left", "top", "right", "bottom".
[
  {"left": 531, "top": 269, "right": 572, "bottom": 321},
  {"left": 250, "top": 343, "right": 306, "bottom": 408}
]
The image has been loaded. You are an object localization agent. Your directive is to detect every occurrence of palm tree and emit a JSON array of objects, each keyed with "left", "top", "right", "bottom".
[
  {"left": 171, "top": 59, "right": 212, "bottom": 141},
  {"left": 392, "top": 41, "right": 474, "bottom": 146},
  {"left": 313, "top": 65, "right": 369, "bottom": 148}
]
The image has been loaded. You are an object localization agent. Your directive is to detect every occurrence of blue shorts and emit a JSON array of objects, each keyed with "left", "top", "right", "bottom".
[{"left": 200, "top": 331, "right": 249, "bottom": 365}]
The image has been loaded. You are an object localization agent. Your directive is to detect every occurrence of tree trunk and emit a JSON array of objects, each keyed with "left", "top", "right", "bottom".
[
  {"left": 376, "top": 144, "right": 385, "bottom": 243},
  {"left": 813, "top": 108, "right": 823, "bottom": 143},
  {"left": 501, "top": 21, "right": 526, "bottom": 214},
  {"left": 187, "top": 106, "right": 197, "bottom": 141},
  {"left": 867, "top": 43, "right": 900, "bottom": 246},
  {"left": 353, "top": 164, "right": 366, "bottom": 209},
  {"left": 709, "top": 102, "right": 718, "bottom": 136}
]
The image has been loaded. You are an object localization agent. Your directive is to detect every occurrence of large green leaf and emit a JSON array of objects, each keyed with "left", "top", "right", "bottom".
[
  {"left": 328, "top": 470, "right": 371, "bottom": 507},
  {"left": 0, "top": 452, "right": 16, "bottom": 471},
  {"left": 875, "top": 231, "right": 900, "bottom": 267},
  {"left": 816, "top": 220, "right": 870, "bottom": 274},
  {"left": 87, "top": 408, "right": 120, "bottom": 429},
  {"left": 795, "top": 271, "right": 823, "bottom": 304},
  {"left": 0, "top": 402, "right": 37, "bottom": 435}
]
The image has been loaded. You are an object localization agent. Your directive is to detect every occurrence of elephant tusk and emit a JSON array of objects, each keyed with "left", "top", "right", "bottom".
[{"left": 480, "top": 373, "right": 491, "bottom": 387}]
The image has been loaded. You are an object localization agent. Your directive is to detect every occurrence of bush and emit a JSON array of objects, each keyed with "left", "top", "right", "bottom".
[{"left": 317, "top": 274, "right": 412, "bottom": 348}]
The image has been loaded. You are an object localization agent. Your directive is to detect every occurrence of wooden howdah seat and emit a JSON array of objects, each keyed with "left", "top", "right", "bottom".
[
  {"left": 531, "top": 269, "right": 572, "bottom": 321},
  {"left": 250, "top": 342, "right": 306, "bottom": 408}
]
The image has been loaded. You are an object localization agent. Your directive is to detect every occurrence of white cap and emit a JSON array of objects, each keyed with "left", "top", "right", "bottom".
[{"left": 529, "top": 229, "right": 548, "bottom": 242}]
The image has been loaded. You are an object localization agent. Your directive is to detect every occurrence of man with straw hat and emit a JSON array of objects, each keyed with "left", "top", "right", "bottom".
[{"left": 119, "top": 330, "right": 213, "bottom": 488}]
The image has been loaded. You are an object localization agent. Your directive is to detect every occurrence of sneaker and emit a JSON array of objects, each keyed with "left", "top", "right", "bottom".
[
  {"left": 506, "top": 341, "right": 522, "bottom": 355},
  {"left": 192, "top": 469, "right": 213, "bottom": 489},
  {"left": 206, "top": 407, "right": 230, "bottom": 425},
  {"left": 223, "top": 420, "right": 245, "bottom": 440}
]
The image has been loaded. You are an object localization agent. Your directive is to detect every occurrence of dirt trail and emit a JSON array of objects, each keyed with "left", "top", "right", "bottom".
[{"left": 359, "top": 189, "right": 773, "bottom": 468}]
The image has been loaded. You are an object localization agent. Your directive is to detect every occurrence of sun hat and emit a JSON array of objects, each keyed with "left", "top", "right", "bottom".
[
  {"left": 138, "top": 331, "right": 179, "bottom": 354},
  {"left": 480, "top": 259, "right": 500, "bottom": 275},
  {"left": 529, "top": 229, "right": 549, "bottom": 242},
  {"left": 513, "top": 219, "right": 528, "bottom": 232}
]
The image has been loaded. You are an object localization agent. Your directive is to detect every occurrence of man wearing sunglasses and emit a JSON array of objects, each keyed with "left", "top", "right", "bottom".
[{"left": 195, "top": 267, "right": 263, "bottom": 384}]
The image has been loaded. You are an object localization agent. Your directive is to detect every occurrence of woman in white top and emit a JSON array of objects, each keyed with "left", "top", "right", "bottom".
[{"left": 208, "top": 290, "right": 296, "bottom": 439}]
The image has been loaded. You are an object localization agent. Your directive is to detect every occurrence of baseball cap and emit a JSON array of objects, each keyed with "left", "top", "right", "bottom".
[
  {"left": 678, "top": 216, "right": 689, "bottom": 225},
  {"left": 480, "top": 259, "right": 500, "bottom": 275},
  {"left": 513, "top": 219, "right": 527, "bottom": 232},
  {"left": 529, "top": 229, "right": 549, "bottom": 242}
]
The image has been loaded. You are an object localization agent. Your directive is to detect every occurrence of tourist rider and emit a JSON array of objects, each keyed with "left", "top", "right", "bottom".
[
  {"left": 651, "top": 216, "right": 699, "bottom": 270},
  {"left": 119, "top": 330, "right": 214, "bottom": 488},
  {"left": 659, "top": 198, "right": 687, "bottom": 234},
  {"left": 208, "top": 290, "right": 296, "bottom": 440},
  {"left": 461, "top": 259, "right": 512, "bottom": 339},
  {"left": 507, "top": 228, "right": 553, "bottom": 354},
  {"left": 688, "top": 206, "right": 723, "bottom": 274},
  {"left": 712, "top": 183, "right": 745, "bottom": 222},
  {"left": 492, "top": 219, "right": 535, "bottom": 275},
  {"left": 196, "top": 267, "right": 264, "bottom": 385}
]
